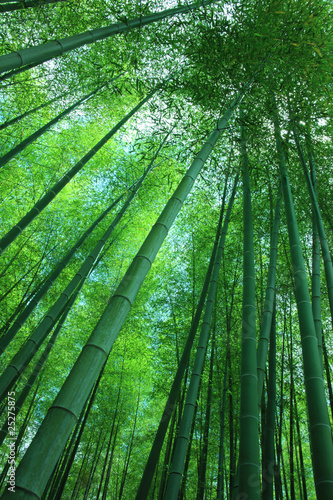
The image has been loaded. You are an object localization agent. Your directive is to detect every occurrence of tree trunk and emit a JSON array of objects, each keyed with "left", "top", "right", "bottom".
[
  {"left": 197, "top": 331, "right": 215, "bottom": 500},
  {"left": 257, "top": 184, "right": 281, "bottom": 403},
  {"left": 262, "top": 300, "right": 276, "bottom": 500}
]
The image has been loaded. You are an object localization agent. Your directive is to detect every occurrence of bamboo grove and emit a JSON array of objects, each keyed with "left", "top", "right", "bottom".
[{"left": 0, "top": 0, "right": 333, "bottom": 498}]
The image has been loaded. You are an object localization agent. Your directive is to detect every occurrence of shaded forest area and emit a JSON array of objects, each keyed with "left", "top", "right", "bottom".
[{"left": 0, "top": 0, "right": 333, "bottom": 498}]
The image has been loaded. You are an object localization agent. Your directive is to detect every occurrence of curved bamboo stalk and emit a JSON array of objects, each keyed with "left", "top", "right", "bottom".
[
  {"left": 257, "top": 183, "right": 281, "bottom": 403},
  {"left": 262, "top": 299, "right": 276, "bottom": 500},
  {"left": 293, "top": 126, "right": 333, "bottom": 337}
]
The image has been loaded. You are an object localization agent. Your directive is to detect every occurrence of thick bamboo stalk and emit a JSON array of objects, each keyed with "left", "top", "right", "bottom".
[
  {"left": 292, "top": 126, "right": 333, "bottom": 333},
  {"left": 308, "top": 139, "right": 324, "bottom": 369},
  {"left": 257, "top": 185, "right": 281, "bottom": 403},
  {"left": 53, "top": 366, "right": 106, "bottom": 500},
  {"left": 0, "top": 0, "right": 220, "bottom": 74},
  {"left": 3, "top": 94, "right": 243, "bottom": 500},
  {"left": 136, "top": 178, "right": 225, "bottom": 500},
  {"left": 238, "top": 124, "right": 260, "bottom": 499},
  {"left": 273, "top": 100, "right": 333, "bottom": 499}
]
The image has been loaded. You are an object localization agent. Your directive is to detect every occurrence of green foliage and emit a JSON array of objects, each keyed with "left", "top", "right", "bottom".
[{"left": 0, "top": 0, "right": 333, "bottom": 498}]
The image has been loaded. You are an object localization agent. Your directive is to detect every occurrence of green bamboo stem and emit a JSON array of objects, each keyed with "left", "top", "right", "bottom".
[
  {"left": 0, "top": 86, "right": 158, "bottom": 254},
  {"left": 0, "top": 0, "right": 220, "bottom": 74},
  {"left": 0, "top": 91, "right": 68, "bottom": 130},
  {"left": 96, "top": 368, "right": 123, "bottom": 500},
  {"left": 257, "top": 184, "right": 281, "bottom": 403},
  {"left": 3, "top": 93, "right": 243, "bottom": 500},
  {"left": 322, "top": 333, "right": 333, "bottom": 422},
  {"left": 238, "top": 124, "right": 260, "bottom": 498},
  {"left": 288, "top": 323, "right": 296, "bottom": 500},
  {"left": 292, "top": 126, "right": 333, "bottom": 333},
  {"left": 308, "top": 138, "right": 323, "bottom": 368},
  {"left": 164, "top": 174, "right": 238, "bottom": 499},
  {"left": 216, "top": 238, "right": 238, "bottom": 500},
  {"left": 0, "top": 144, "right": 162, "bottom": 401},
  {"left": 52, "top": 371, "right": 105, "bottom": 500},
  {"left": 312, "top": 205, "right": 323, "bottom": 369},
  {"left": 0, "top": 83, "right": 107, "bottom": 169},
  {"left": 272, "top": 99, "right": 333, "bottom": 499},
  {"left": 156, "top": 407, "right": 177, "bottom": 499},
  {"left": 293, "top": 384, "right": 308, "bottom": 500},
  {"left": 0, "top": 60, "right": 41, "bottom": 82},
  {"left": 262, "top": 300, "right": 276, "bottom": 500},
  {"left": 216, "top": 271, "right": 237, "bottom": 500}
]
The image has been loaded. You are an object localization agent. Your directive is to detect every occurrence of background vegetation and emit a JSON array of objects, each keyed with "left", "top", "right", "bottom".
[{"left": 0, "top": 0, "right": 333, "bottom": 498}]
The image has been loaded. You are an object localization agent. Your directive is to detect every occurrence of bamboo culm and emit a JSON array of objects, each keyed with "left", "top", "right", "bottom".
[
  {"left": 4, "top": 92, "right": 245, "bottom": 499},
  {"left": 273, "top": 99, "right": 333, "bottom": 498},
  {"left": 293, "top": 126, "right": 333, "bottom": 335},
  {"left": 238, "top": 124, "right": 260, "bottom": 499},
  {"left": 261, "top": 301, "right": 276, "bottom": 500},
  {"left": 0, "top": 0, "right": 221, "bottom": 74},
  {"left": 136, "top": 178, "right": 225, "bottom": 500},
  {"left": 257, "top": 184, "right": 281, "bottom": 403}
]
